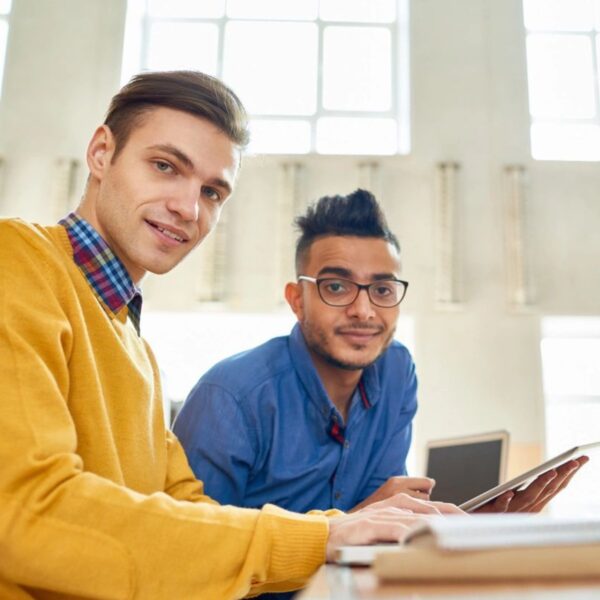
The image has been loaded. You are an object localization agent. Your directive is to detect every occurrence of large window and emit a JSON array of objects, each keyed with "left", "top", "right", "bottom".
[
  {"left": 121, "top": 0, "right": 410, "bottom": 156},
  {"left": 524, "top": 0, "right": 600, "bottom": 161},
  {"left": 0, "top": 0, "right": 11, "bottom": 98},
  {"left": 541, "top": 317, "right": 600, "bottom": 516}
]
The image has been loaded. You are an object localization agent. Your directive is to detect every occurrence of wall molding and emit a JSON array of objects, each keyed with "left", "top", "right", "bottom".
[
  {"left": 503, "top": 164, "right": 530, "bottom": 308},
  {"left": 276, "top": 162, "right": 307, "bottom": 302},
  {"left": 434, "top": 161, "right": 461, "bottom": 309}
]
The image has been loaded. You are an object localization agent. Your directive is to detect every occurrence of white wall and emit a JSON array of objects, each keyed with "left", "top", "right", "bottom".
[{"left": 1, "top": 0, "right": 598, "bottom": 470}]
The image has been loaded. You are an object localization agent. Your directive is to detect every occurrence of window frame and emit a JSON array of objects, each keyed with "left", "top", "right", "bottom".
[
  {"left": 121, "top": 0, "right": 411, "bottom": 156},
  {"left": 540, "top": 316, "right": 600, "bottom": 515},
  {"left": 523, "top": 1, "right": 600, "bottom": 161},
  {"left": 0, "top": 0, "right": 12, "bottom": 100}
]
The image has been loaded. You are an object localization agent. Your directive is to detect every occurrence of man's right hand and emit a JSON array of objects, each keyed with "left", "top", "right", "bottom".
[
  {"left": 350, "top": 476, "right": 436, "bottom": 512},
  {"left": 326, "top": 493, "right": 462, "bottom": 562}
]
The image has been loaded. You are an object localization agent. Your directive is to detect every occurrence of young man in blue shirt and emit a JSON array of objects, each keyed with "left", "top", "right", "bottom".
[{"left": 174, "top": 190, "right": 584, "bottom": 514}]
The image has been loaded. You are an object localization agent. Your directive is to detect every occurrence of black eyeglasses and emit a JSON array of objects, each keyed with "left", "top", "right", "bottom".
[{"left": 298, "top": 276, "right": 409, "bottom": 308}]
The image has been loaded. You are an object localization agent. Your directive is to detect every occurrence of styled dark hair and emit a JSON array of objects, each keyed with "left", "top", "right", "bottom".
[
  {"left": 294, "top": 189, "right": 400, "bottom": 272},
  {"left": 104, "top": 70, "right": 249, "bottom": 158}
]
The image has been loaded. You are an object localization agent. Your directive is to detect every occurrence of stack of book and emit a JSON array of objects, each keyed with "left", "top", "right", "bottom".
[{"left": 373, "top": 515, "right": 600, "bottom": 581}]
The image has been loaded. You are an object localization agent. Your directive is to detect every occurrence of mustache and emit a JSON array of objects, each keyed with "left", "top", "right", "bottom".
[{"left": 334, "top": 324, "right": 385, "bottom": 334}]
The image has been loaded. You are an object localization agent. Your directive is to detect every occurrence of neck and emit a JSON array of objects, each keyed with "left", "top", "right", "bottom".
[{"left": 310, "top": 352, "right": 363, "bottom": 423}]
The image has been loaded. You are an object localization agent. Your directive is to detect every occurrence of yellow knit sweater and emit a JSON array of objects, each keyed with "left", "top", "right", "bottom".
[{"left": 0, "top": 219, "right": 328, "bottom": 599}]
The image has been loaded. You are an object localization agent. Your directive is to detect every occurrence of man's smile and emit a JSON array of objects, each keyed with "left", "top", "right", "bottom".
[{"left": 145, "top": 219, "right": 190, "bottom": 245}]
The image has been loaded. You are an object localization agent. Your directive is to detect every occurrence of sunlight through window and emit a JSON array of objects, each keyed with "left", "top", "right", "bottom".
[
  {"left": 524, "top": 0, "right": 600, "bottom": 161},
  {"left": 541, "top": 317, "right": 600, "bottom": 516},
  {"left": 0, "top": 0, "right": 11, "bottom": 99},
  {"left": 121, "top": 0, "right": 409, "bottom": 155}
]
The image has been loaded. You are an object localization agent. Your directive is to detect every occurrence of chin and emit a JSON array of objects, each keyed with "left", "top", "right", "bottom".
[
  {"left": 323, "top": 350, "right": 379, "bottom": 371},
  {"left": 146, "top": 265, "right": 173, "bottom": 275},
  {"left": 144, "top": 256, "right": 184, "bottom": 276}
]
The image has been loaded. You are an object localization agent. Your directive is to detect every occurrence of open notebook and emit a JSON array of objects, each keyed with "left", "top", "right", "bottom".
[
  {"left": 335, "top": 514, "right": 600, "bottom": 577},
  {"left": 374, "top": 515, "right": 600, "bottom": 581}
]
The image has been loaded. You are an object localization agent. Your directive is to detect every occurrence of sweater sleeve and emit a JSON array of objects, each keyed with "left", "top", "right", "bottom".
[{"left": 0, "top": 222, "right": 328, "bottom": 599}]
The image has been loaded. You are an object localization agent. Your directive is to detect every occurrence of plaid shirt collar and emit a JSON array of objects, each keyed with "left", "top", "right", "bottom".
[{"left": 59, "top": 212, "right": 142, "bottom": 335}]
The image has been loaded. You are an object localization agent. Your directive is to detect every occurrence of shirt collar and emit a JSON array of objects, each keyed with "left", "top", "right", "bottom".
[{"left": 59, "top": 212, "right": 142, "bottom": 335}]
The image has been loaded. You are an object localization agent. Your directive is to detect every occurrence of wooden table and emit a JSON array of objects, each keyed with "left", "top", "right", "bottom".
[{"left": 297, "top": 565, "right": 600, "bottom": 599}]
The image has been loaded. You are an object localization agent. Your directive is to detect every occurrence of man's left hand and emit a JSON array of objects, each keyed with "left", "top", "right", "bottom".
[{"left": 475, "top": 456, "right": 589, "bottom": 513}]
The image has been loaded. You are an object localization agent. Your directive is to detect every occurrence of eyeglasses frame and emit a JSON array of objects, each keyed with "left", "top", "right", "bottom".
[{"left": 298, "top": 275, "right": 409, "bottom": 308}]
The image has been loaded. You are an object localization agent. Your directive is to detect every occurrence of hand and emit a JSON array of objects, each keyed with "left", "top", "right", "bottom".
[
  {"left": 475, "top": 456, "right": 588, "bottom": 513},
  {"left": 350, "top": 476, "right": 436, "bottom": 512},
  {"left": 326, "top": 493, "right": 464, "bottom": 562}
]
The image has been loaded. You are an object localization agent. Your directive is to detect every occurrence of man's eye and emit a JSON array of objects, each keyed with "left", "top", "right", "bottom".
[
  {"left": 325, "top": 281, "right": 348, "bottom": 294},
  {"left": 373, "top": 285, "right": 392, "bottom": 297},
  {"left": 154, "top": 161, "right": 174, "bottom": 173},
  {"left": 203, "top": 187, "right": 221, "bottom": 202}
]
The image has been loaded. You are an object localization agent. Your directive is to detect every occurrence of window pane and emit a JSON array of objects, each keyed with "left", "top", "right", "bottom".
[
  {"left": 523, "top": 0, "right": 594, "bottom": 32},
  {"left": 146, "top": 22, "right": 218, "bottom": 74},
  {"left": 323, "top": 26, "right": 391, "bottom": 111},
  {"left": 0, "top": 0, "right": 11, "bottom": 15},
  {"left": 248, "top": 119, "right": 311, "bottom": 154},
  {"left": 541, "top": 339, "right": 600, "bottom": 396},
  {"left": 531, "top": 122, "right": 600, "bottom": 160},
  {"left": 597, "top": 35, "right": 600, "bottom": 83},
  {"left": 320, "top": 0, "right": 395, "bottom": 23},
  {"left": 227, "top": 0, "right": 318, "bottom": 20},
  {"left": 0, "top": 20, "right": 7, "bottom": 95},
  {"left": 144, "top": 311, "right": 296, "bottom": 403},
  {"left": 223, "top": 21, "right": 317, "bottom": 115},
  {"left": 316, "top": 117, "right": 397, "bottom": 154},
  {"left": 526, "top": 34, "right": 595, "bottom": 118},
  {"left": 545, "top": 401, "right": 600, "bottom": 516},
  {"left": 147, "top": 0, "right": 224, "bottom": 19}
]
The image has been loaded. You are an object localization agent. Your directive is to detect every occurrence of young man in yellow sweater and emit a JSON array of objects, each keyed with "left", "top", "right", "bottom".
[{"left": 0, "top": 71, "right": 461, "bottom": 599}]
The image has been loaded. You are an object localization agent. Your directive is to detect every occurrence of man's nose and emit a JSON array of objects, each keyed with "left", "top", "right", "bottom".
[
  {"left": 346, "top": 287, "right": 376, "bottom": 320},
  {"left": 166, "top": 186, "right": 200, "bottom": 221}
]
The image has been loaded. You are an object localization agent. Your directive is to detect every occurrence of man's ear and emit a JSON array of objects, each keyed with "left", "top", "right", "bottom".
[
  {"left": 86, "top": 125, "right": 115, "bottom": 180},
  {"left": 285, "top": 281, "right": 304, "bottom": 320}
]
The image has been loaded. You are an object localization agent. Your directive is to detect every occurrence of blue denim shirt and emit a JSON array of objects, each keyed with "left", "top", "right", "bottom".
[{"left": 174, "top": 323, "right": 417, "bottom": 512}]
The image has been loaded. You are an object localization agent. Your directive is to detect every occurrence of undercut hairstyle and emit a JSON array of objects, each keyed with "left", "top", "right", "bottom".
[
  {"left": 104, "top": 70, "right": 249, "bottom": 159},
  {"left": 294, "top": 189, "right": 400, "bottom": 273}
]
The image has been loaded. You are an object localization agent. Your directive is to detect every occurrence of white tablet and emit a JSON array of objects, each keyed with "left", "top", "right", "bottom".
[{"left": 460, "top": 441, "right": 600, "bottom": 512}]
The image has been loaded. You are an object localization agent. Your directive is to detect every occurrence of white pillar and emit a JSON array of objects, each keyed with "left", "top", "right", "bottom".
[
  {"left": 503, "top": 164, "right": 530, "bottom": 308},
  {"left": 434, "top": 161, "right": 460, "bottom": 307}
]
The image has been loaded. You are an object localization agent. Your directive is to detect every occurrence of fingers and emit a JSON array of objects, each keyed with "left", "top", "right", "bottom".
[
  {"left": 326, "top": 511, "right": 426, "bottom": 560},
  {"left": 404, "top": 476, "right": 436, "bottom": 493},
  {"left": 368, "top": 493, "right": 464, "bottom": 515},
  {"left": 476, "top": 456, "right": 588, "bottom": 514},
  {"left": 405, "top": 488, "right": 432, "bottom": 501},
  {"left": 429, "top": 501, "right": 465, "bottom": 514},
  {"left": 505, "top": 469, "right": 556, "bottom": 512},
  {"left": 474, "top": 491, "right": 514, "bottom": 513},
  {"left": 529, "top": 459, "right": 584, "bottom": 512},
  {"left": 386, "top": 476, "right": 436, "bottom": 496}
]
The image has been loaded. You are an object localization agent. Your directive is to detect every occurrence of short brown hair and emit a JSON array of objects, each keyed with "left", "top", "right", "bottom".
[{"left": 104, "top": 70, "right": 249, "bottom": 158}]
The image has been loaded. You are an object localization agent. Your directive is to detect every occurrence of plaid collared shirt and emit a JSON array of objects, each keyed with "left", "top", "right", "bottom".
[{"left": 59, "top": 212, "right": 142, "bottom": 335}]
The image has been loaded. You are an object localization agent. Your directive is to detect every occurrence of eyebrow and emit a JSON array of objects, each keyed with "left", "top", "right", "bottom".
[
  {"left": 148, "top": 144, "right": 233, "bottom": 196},
  {"left": 317, "top": 266, "right": 398, "bottom": 280}
]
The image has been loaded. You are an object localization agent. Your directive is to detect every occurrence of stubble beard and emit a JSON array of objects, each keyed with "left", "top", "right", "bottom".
[{"left": 302, "top": 321, "right": 396, "bottom": 371}]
